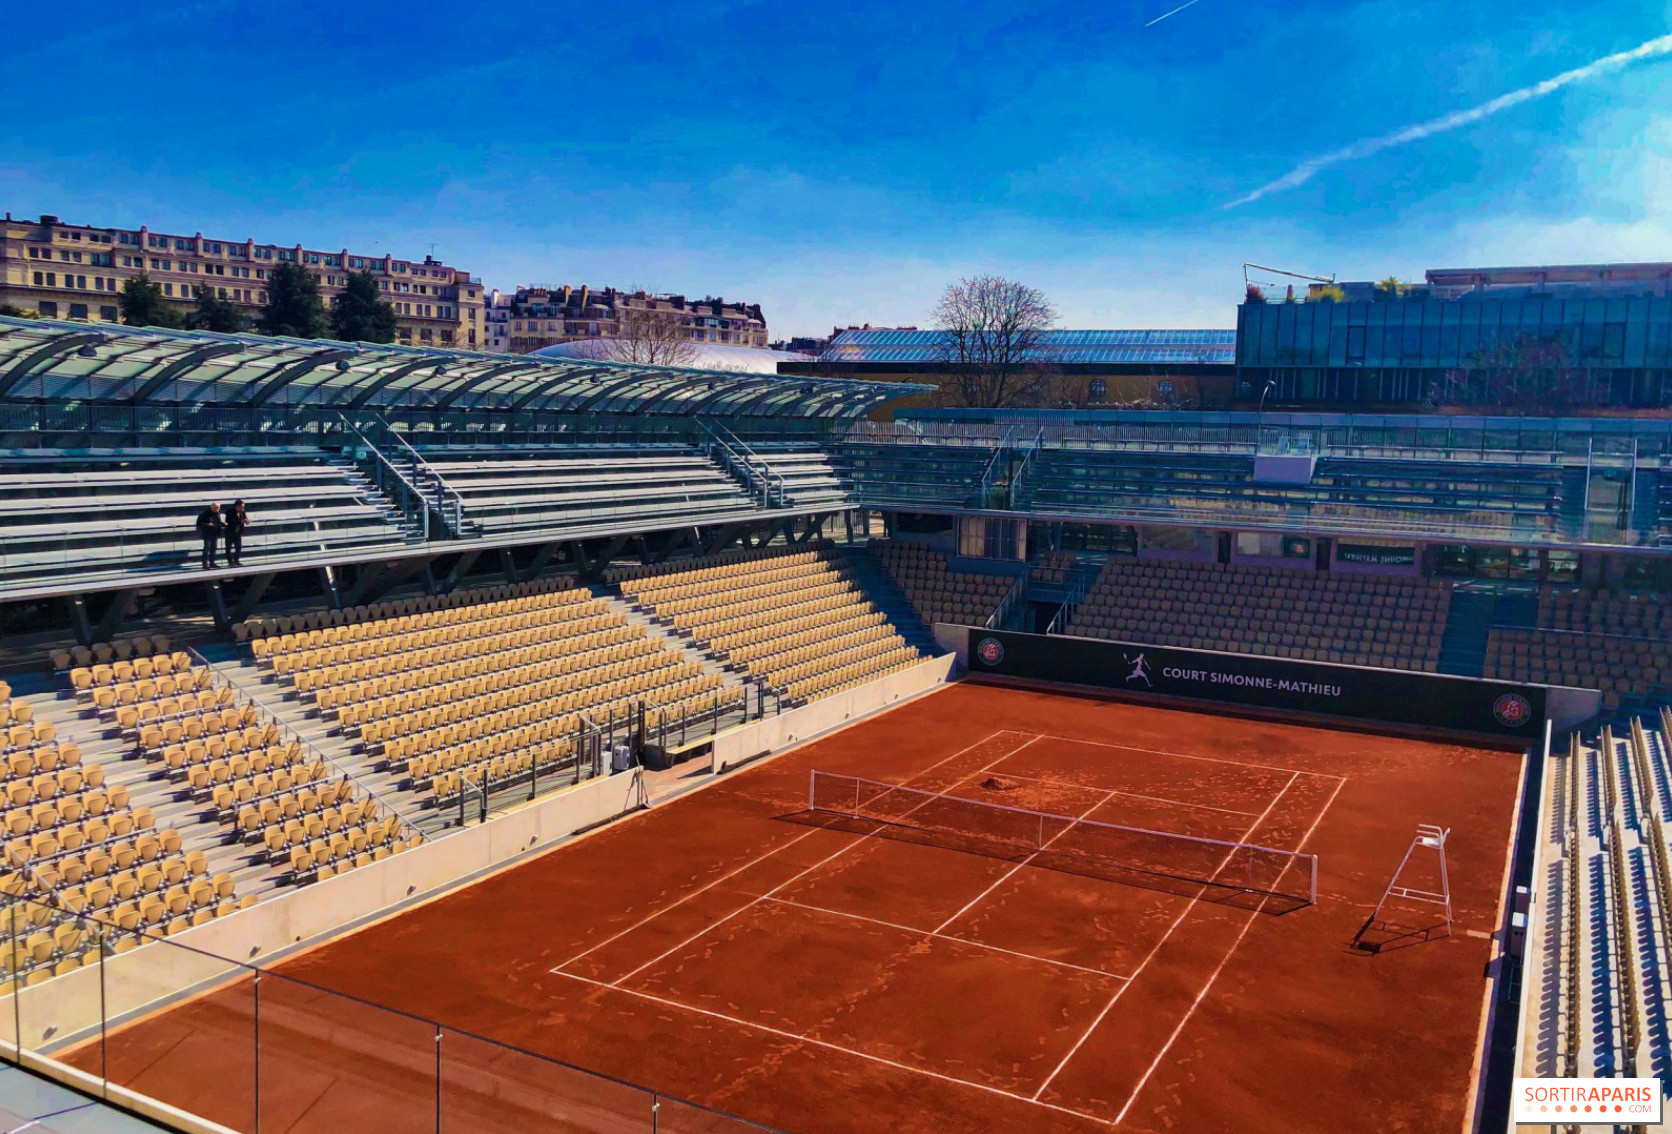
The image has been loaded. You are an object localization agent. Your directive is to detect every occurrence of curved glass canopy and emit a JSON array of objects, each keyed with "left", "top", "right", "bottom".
[{"left": 0, "top": 317, "right": 930, "bottom": 420}]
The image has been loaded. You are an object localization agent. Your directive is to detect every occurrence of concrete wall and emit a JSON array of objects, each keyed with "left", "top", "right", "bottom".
[
  {"left": 710, "top": 654, "right": 958, "bottom": 774},
  {"left": 2, "top": 769, "right": 647, "bottom": 1055}
]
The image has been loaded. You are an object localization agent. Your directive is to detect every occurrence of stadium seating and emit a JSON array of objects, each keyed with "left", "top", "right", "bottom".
[
  {"left": 1536, "top": 713, "right": 1672, "bottom": 1081},
  {"left": 748, "top": 444, "right": 850, "bottom": 508},
  {"left": 833, "top": 442, "right": 992, "bottom": 509},
  {"left": 613, "top": 546, "right": 925, "bottom": 702},
  {"left": 0, "top": 654, "right": 257, "bottom": 987},
  {"left": 1063, "top": 559, "right": 1452, "bottom": 671},
  {"left": 0, "top": 448, "right": 415, "bottom": 589},
  {"left": 413, "top": 445, "right": 760, "bottom": 536},
  {"left": 868, "top": 541, "right": 1015, "bottom": 627},
  {"left": 244, "top": 577, "right": 738, "bottom": 805},
  {"left": 76, "top": 641, "right": 423, "bottom": 887},
  {"left": 1003, "top": 449, "right": 1567, "bottom": 541},
  {"left": 1484, "top": 586, "right": 1672, "bottom": 709}
]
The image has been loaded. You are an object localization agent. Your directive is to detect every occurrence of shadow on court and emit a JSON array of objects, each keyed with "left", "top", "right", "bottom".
[
  {"left": 1350, "top": 911, "right": 1453, "bottom": 954},
  {"left": 775, "top": 810, "right": 1313, "bottom": 916}
]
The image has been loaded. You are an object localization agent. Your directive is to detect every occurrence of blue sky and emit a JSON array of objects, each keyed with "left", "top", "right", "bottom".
[{"left": 4, "top": 0, "right": 1669, "bottom": 338}]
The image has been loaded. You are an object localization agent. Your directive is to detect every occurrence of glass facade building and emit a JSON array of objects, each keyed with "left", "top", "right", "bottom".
[{"left": 1236, "top": 294, "right": 1672, "bottom": 407}]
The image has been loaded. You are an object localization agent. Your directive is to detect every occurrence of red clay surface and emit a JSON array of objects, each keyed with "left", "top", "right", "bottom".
[{"left": 70, "top": 682, "right": 1525, "bottom": 1133}]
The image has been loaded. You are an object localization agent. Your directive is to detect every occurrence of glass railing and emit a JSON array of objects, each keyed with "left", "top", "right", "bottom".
[{"left": 0, "top": 892, "right": 781, "bottom": 1134}]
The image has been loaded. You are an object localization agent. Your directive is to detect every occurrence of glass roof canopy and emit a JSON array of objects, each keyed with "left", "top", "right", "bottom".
[{"left": 0, "top": 317, "right": 929, "bottom": 420}]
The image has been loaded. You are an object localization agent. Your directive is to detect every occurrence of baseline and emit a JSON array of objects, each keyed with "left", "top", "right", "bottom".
[{"left": 552, "top": 969, "right": 1115, "bottom": 1129}]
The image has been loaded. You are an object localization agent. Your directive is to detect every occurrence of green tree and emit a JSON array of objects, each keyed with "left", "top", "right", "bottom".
[
  {"left": 1373, "top": 276, "right": 1405, "bottom": 301},
  {"left": 118, "top": 272, "right": 183, "bottom": 328},
  {"left": 329, "top": 269, "right": 398, "bottom": 343},
  {"left": 186, "top": 285, "right": 245, "bottom": 333},
  {"left": 1308, "top": 284, "right": 1346, "bottom": 303},
  {"left": 258, "top": 261, "right": 329, "bottom": 338},
  {"left": 0, "top": 304, "right": 33, "bottom": 318}
]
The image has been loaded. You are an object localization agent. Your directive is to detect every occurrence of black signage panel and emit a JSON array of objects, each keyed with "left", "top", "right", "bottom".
[{"left": 968, "top": 630, "right": 1545, "bottom": 738}]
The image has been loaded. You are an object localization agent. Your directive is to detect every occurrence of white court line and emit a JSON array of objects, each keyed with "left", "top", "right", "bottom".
[
  {"left": 552, "top": 969, "right": 1117, "bottom": 1128},
  {"left": 551, "top": 727, "right": 1029, "bottom": 974},
  {"left": 763, "top": 896, "right": 1130, "bottom": 981},
  {"left": 1112, "top": 773, "right": 1348, "bottom": 1126},
  {"left": 963, "top": 768, "right": 1260, "bottom": 817},
  {"left": 1030, "top": 770, "right": 1300, "bottom": 1101},
  {"left": 592, "top": 734, "right": 1045, "bottom": 987},
  {"left": 933, "top": 788, "right": 1121, "bottom": 935},
  {"left": 1029, "top": 731, "right": 1348, "bottom": 782}
]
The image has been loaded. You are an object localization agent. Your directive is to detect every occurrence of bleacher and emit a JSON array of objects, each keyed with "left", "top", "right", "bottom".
[
  {"left": 1485, "top": 586, "right": 1672, "bottom": 710},
  {"left": 612, "top": 546, "right": 925, "bottom": 702},
  {"left": 58, "top": 634, "right": 423, "bottom": 888},
  {"left": 1531, "top": 712, "right": 1672, "bottom": 1083},
  {"left": 835, "top": 442, "right": 992, "bottom": 509},
  {"left": 0, "top": 640, "right": 260, "bottom": 989},
  {"left": 242, "top": 577, "right": 738, "bottom": 807},
  {"left": 868, "top": 541, "right": 1015, "bottom": 627},
  {"left": 1013, "top": 449, "right": 1565, "bottom": 541},
  {"left": 750, "top": 444, "right": 850, "bottom": 508},
  {"left": 0, "top": 448, "right": 415, "bottom": 590},
  {"left": 415, "top": 445, "right": 761, "bottom": 537},
  {"left": 1062, "top": 559, "right": 1452, "bottom": 671}
]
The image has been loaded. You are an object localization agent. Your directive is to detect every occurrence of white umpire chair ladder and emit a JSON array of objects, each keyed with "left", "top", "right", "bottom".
[{"left": 1371, "top": 824, "right": 1453, "bottom": 931}]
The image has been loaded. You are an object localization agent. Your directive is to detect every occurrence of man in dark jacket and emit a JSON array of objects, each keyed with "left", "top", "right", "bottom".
[
  {"left": 196, "top": 502, "right": 223, "bottom": 570},
  {"left": 223, "top": 499, "right": 248, "bottom": 567}
]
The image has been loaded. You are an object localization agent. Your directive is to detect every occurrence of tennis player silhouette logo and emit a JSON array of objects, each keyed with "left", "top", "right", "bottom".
[{"left": 1123, "top": 652, "right": 1152, "bottom": 687}]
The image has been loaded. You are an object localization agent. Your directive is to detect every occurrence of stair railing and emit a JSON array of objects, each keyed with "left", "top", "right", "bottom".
[
  {"left": 1045, "top": 568, "right": 1093, "bottom": 635},
  {"left": 974, "top": 425, "right": 1015, "bottom": 508},
  {"left": 188, "top": 645, "right": 428, "bottom": 845},
  {"left": 985, "top": 568, "right": 1030, "bottom": 630},
  {"left": 698, "top": 419, "right": 785, "bottom": 507},
  {"left": 367, "top": 415, "right": 472, "bottom": 538}
]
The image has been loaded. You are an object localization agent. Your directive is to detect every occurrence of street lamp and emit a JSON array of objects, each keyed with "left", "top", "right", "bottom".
[{"left": 1257, "top": 380, "right": 1276, "bottom": 452}]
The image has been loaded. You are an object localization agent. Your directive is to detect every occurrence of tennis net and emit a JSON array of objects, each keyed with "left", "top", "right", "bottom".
[{"left": 807, "top": 769, "right": 1317, "bottom": 906}]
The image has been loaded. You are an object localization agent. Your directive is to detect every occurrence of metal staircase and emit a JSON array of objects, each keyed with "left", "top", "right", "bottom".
[{"left": 338, "top": 413, "right": 479, "bottom": 541}]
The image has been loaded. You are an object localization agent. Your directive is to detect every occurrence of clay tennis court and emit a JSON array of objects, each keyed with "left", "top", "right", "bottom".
[{"left": 72, "top": 682, "right": 1525, "bottom": 1133}]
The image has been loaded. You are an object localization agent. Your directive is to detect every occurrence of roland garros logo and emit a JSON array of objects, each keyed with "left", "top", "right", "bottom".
[
  {"left": 1493, "top": 692, "right": 1533, "bottom": 728},
  {"left": 976, "top": 637, "right": 1004, "bottom": 667}
]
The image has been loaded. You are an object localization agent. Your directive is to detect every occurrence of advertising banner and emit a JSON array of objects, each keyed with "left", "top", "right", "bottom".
[{"left": 967, "top": 630, "right": 1546, "bottom": 738}]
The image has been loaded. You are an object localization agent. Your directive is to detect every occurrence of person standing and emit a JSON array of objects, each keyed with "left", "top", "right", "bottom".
[
  {"left": 196, "top": 502, "right": 223, "bottom": 570},
  {"left": 223, "top": 499, "right": 248, "bottom": 567}
]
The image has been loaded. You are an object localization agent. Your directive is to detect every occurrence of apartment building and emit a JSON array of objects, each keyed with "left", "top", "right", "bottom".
[
  {"left": 489, "top": 284, "right": 768, "bottom": 354},
  {"left": 0, "top": 213, "right": 484, "bottom": 349}
]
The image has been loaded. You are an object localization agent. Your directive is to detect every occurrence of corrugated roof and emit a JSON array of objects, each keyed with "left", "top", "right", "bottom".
[
  {"left": 0, "top": 317, "right": 926, "bottom": 420},
  {"left": 820, "top": 328, "right": 1236, "bottom": 365}
]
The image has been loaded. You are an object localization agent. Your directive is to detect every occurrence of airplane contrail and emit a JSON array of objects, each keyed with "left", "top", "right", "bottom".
[
  {"left": 1145, "top": 0, "right": 1202, "bottom": 27},
  {"left": 1226, "top": 31, "right": 1672, "bottom": 207}
]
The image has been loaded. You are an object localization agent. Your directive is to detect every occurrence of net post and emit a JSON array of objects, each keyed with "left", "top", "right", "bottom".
[
  {"left": 807, "top": 768, "right": 815, "bottom": 813},
  {"left": 1310, "top": 854, "right": 1318, "bottom": 906}
]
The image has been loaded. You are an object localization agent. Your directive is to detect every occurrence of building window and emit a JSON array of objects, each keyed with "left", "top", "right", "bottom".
[
  {"left": 1088, "top": 379, "right": 1107, "bottom": 402},
  {"left": 32, "top": 272, "right": 41, "bottom": 286},
  {"left": 37, "top": 302, "right": 56, "bottom": 317},
  {"left": 100, "top": 305, "right": 117, "bottom": 321},
  {"left": 45, "top": 273, "right": 55, "bottom": 287},
  {"left": 68, "top": 303, "right": 87, "bottom": 319},
  {"left": 163, "top": 283, "right": 173, "bottom": 296}
]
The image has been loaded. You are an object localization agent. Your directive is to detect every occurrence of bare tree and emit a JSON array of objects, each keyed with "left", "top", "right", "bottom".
[
  {"left": 933, "top": 275, "right": 1059, "bottom": 407},
  {"left": 568, "top": 293, "right": 699, "bottom": 367}
]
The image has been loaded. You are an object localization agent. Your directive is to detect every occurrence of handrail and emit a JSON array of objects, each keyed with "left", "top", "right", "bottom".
[
  {"left": 698, "top": 419, "right": 785, "bottom": 507},
  {"left": 975, "top": 425, "right": 1015, "bottom": 506},
  {"left": 371, "top": 416, "right": 470, "bottom": 521},
  {"left": 710, "top": 419, "right": 788, "bottom": 505},
  {"left": 337, "top": 415, "right": 439, "bottom": 539},
  {"left": 984, "top": 569, "right": 1029, "bottom": 630},
  {"left": 340, "top": 413, "right": 470, "bottom": 537},
  {"left": 1045, "top": 567, "right": 1094, "bottom": 635},
  {"left": 186, "top": 645, "right": 428, "bottom": 845}
]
